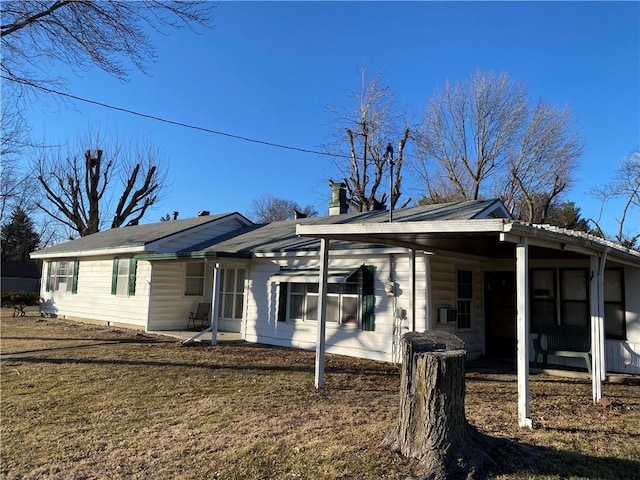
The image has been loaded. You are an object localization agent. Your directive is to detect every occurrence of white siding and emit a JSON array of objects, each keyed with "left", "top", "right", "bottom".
[
  {"left": 242, "top": 250, "right": 484, "bottom": 363},
  {"left": 147, "top": 259, "right": 251, "bottom": 331},
  {"left": 147, "top": 262, "right": 205, "bottom": 330},
  {"left": 428, "top": 254, "right": 485, "bottom": 360},
  {"left": 244, "top": 252, "right": 420, "bottom": 363},
  {"left": 39, "top": 257, "right": 150, "bottom": 328}
]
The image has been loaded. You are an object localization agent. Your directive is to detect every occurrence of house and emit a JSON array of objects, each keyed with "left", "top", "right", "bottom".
[{"left": 30, "top": 191, "right": 640, "bottom": 387}]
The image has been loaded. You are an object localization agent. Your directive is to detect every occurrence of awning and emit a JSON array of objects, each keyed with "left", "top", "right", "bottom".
[{"left": 271, "top": 267, "right": 360, "bottom": 284}]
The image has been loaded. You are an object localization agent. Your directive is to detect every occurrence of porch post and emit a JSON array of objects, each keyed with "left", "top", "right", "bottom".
[
  {"left": 590, "top": 253, "right": 607, "bottom": 403},
  {"left": 409, "top": 248, "right": 416, "bottom": 332},
  {"left": 315, "top": 238, "right": 330, "bottom": 389},
  {"left": 424, "top": 253, "right": 432, "bottom": 331},
  {"left": 516, "top": 238, "right": 532, "bottom": 428},
  {"left": 210, "top": 262, "right": 221, "bottom": 346}
]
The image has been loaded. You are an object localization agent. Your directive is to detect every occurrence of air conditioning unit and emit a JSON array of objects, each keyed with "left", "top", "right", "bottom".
[{"left": 438, "top": 307, "right": 457, "bottom": 324}]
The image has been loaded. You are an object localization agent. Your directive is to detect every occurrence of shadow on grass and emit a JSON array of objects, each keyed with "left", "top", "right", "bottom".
[
  {"left": 4, "top": 348, "right": 639, "bottom": 479},
  {"left": 472, "top": 431, "right": 640, "bottom": 480},
  {"left": 0, "top": 352, "right": 322, "bottom": 374},
  {"left": 405, "top": 426, "right": 640, "bottom": 480},
  {"left": 0, "top": 336, "right": 172, "bottom": 358}
]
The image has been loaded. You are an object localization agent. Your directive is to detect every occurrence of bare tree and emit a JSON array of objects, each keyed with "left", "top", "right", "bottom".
[
  {"left": 589, "top": 150, "right": 640, "bottom": 248},
  {"left": 326, "top": 69, "right": 412, "bottom": 212},
  {"left": 0, "top": 1, "right": 214, "bottom": 165},
  {"left": 34, "top": 130, "right": 167, "bottom": 237},
  {"left": 417, "top": 71, "right": 528, "bottom": 202},
  {"left": 507, "top": 101, "right": 584, "bottom": 222},
  {"left": 1, "top": 1, "right": 213, "bottom": 87},
  {"left": 248, "top": 194, "right": 317, "bottom": 223},
  {"left": 0, "top": 96, "right": 36, "bottom": 222}
]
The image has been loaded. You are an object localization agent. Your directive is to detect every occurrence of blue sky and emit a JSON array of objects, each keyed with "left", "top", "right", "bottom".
[{"left": 22, "top": 1, "right": 639, "bottom": 236}]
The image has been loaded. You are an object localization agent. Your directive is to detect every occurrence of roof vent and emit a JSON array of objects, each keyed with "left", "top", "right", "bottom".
[{"left": 198, "top": 210, "right": 210, "bottom": 217}]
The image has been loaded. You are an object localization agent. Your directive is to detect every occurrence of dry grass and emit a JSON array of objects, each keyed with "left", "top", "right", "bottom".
[{"left": 1, "top": 310, "right": 639, "bottom": 480}]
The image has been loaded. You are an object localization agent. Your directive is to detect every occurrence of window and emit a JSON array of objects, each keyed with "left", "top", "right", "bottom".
[
  {"left": 218, "top": 268, "right": 246, "bottom": 319},
  {"left": 278, "top": 266, "right": 375, "bottom": 330},
  {"left": 46, "top": 260, "right": 79, "bottom": 293},
  {"left": 560, "top": 269, "right": 588, "bottom": 327},
  {"left": 288, "top": 283, "right": 318, "bottom": 321},
  {"left": 604, "top": 268, "right": 625, "bottom": 340},
  {"left": 111, "top": 258, "right": 137, "bottom": 296},
  {"left": 531, "top": 269, "right": 557, "bottom": 332},
  {"left": 185, "top": 262, "right": 205, "bottom": 296},
  {"left": 457, "top": 269, "right": 473, "bottom": 329}
]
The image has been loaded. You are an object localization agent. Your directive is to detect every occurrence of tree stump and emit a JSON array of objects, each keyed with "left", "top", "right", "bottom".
[{"left": 388, "top": 331, "right": 492, "bottom": 480}]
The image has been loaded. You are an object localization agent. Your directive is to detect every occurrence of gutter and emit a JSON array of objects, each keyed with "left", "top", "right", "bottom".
[{"left": 134, "top": 251, "right": 252, "bottom": 261}]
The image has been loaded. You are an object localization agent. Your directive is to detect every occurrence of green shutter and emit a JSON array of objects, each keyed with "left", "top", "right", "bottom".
[
  {"left": 277, "top": 282, "right": 288, "bottom": 322},
  {"left": 128, "top": 259, "right": 137, "bottom": 295},
  {"left": 45, "top": 261, "right": 52, "bottom": 292},
  {"left": 361, "top": 265, "right": 375, "bottom": 331},
  {"left": 71, "top": 259, "right": 79, "bottom": 294},
  {"left": 111, "top": 258, "right": 119, "bottom": 295}
]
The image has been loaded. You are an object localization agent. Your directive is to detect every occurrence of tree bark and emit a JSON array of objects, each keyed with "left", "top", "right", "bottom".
[{"left": 388, "top": 331, "right": 494, "bottom": 480}]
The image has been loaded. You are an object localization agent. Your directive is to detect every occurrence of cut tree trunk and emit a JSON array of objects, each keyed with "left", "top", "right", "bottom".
[{"left": 388, "top": 331, "right": 495, "bottom": 480}]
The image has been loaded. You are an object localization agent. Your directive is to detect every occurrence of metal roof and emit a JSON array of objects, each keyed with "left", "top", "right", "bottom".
[
  {"left": 296, "top": 218, "right": 640, "bottom": 265},
  {"left": 187, "top": 199, "right": 508, "bottom": 256}
]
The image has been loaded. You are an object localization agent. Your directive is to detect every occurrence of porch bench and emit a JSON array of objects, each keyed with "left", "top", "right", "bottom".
[{"left": 532, "top": 325, "right": 592, "bottom": 374}]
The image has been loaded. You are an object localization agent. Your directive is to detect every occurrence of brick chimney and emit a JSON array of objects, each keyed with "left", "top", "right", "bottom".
[{"left": 329, "top": 180, "right": 348, "bottom": 215}]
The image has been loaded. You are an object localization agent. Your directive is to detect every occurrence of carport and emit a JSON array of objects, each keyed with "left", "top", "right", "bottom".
[{"left": 296, "top": 218, "right": 638, "bottom": 428}]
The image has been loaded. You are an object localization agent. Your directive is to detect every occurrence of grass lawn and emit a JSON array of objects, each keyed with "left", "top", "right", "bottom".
[{"left": 1, "top": 310, "right": 639, "bottom": 480}]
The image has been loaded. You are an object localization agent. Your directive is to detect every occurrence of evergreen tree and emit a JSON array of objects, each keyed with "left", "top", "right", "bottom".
[{"left": 1, "top": 207, "right": 40, "bottom": 262}]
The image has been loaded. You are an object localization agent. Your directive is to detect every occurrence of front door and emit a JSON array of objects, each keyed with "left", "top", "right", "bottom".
[{"left": 485, "top": 271, "right": 516, "bottom": 358}]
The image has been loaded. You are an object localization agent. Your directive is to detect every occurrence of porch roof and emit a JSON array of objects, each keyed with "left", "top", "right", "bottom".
[{"left": 296, "top": 219, "right": 640, "bottom": 265}]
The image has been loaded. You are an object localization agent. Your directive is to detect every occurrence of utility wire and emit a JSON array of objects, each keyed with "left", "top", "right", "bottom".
[{"left": 2, "top": 75, "right": 351, "bottom": 159}]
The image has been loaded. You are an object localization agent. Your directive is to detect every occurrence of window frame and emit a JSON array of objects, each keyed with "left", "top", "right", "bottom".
[
  {"left": 559, "top": 268, "right": 589, "bottom": 327},
  {"left": 184, "top": 261, "right": 205, "bottom": 296},
  {"left": 46, "top": 259, "right": 78, "bottom": 293},
  {"left": 603, "top": 268, "right": 626, "bottom": 340},
  {"left": 218, "top": 267, "right": 246, "bottom": 320},
  {"left": 456, "top": 269, "right": 473, "bottom": 330},
  {"left": 277, "top": 265, "right": 374, "bottom": 330},
  {"left": 111, "top": 257, "right": 137, "bottom": 296},
  {"left": 530, "top": 268, "right": 557, "bottom": 332}
]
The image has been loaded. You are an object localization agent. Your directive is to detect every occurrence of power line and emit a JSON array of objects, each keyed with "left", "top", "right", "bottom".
[{"left": 2, "top": 75, "right": 350, "bottom": 159}]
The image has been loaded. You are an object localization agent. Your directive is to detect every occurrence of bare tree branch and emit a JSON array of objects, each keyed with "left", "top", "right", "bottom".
[
  {"left": 417, "top": 71, "right": 528, "bottom": 203},
  {"left": 326, "top": 68, "right": 413, "bottom": 212},
  {"left": 34, "top": 129, "right": 167, "bottom": 236}
]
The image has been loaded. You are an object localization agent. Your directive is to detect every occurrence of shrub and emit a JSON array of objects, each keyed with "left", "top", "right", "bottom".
[{"left": 1, "top": 291, "right": 41, "bottom": 316}]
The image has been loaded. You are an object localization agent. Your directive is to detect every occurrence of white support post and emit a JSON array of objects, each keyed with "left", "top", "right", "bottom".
[
  {"left": 516, "top": 238, "right": 533, "bottom": 428},
  {"left": 424, "top": 253, "right": 432, "bottom": 331},
  {"left": 210, "top": 262, "right": 221, "bottom": 346},
  {"left": 314, "top": 238, "right": 330, "bottom": 389},
  {"left": 410, "top": 249, "right": 416, "bottom": 332},
  {"left": 590, "top": 253, "right": 607, "bottom": 403}
]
